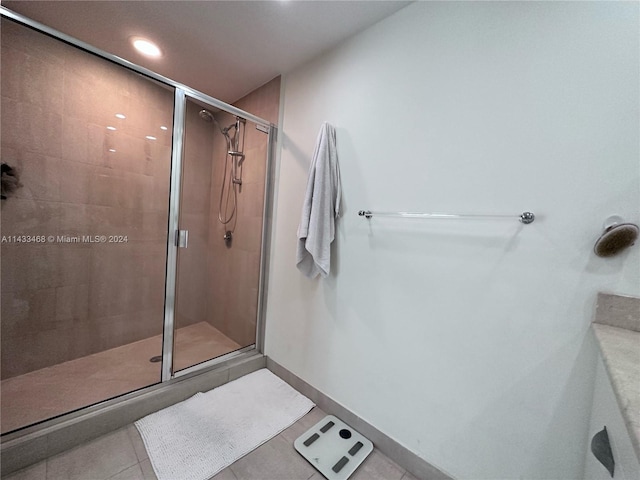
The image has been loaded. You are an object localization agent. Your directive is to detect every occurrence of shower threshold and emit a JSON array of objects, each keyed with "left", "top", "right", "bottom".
[{"left": 0, "top": 322, "right": 240, "bottom": 434}]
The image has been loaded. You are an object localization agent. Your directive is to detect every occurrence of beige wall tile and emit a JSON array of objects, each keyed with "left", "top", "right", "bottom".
[
  {"left": 1, "top": 198, "right": 60, "bottom": 238},
  {"left": 58, "top": 160, "right": 96, "bottom": 204},
  {"left": 1, "top": 97, "right": 63, "bottom": 158},
  {"left": 12, "top": 152, "right": 63, "bottom": 202},
  {"left": 1, "top": 45, "right": 64, "bottom": 112},
  {"left": 1, "top": 20, "right": 66, "bottom": 66},
  {"left": 1, "top": 245, "right": 59, "bottom": 292},
  {"left": 204, "top": 77, "right": 279, "bottom": 347},
  {"left": 233, "top": 76, "right": 281, "bottom": 125},
  {"left": 1, "top": 20, "right": 172, "bottom": 378},
  {"left": 55, "top": 284, "right": 89, "bottom": 322}
]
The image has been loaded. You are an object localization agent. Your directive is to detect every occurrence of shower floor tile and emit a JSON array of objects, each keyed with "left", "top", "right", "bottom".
[
  {"left": 3, "top": 407, "right": 417, "bottom": 480},
  {"left": 1, "top": 322, "right": 241, "bottom": 434}
]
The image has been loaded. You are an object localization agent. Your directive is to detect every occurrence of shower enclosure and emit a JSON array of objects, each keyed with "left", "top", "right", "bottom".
[{"left": 0, "top": 10, "right": 276, "bottom": 435}]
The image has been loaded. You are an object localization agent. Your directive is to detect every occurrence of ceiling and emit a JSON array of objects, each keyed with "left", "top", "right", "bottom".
[{"left": 3, "top": 0, "right": 411, "bottom": 104}]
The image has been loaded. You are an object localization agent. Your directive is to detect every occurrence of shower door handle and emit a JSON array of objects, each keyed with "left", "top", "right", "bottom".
[{"left": 176, "top": 230, "right": 189, "bottom": 248}]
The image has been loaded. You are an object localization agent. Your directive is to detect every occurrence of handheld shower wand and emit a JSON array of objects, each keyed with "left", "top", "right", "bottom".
[{"left": 199, "top": 109, "right": 246, "bottom": 244}]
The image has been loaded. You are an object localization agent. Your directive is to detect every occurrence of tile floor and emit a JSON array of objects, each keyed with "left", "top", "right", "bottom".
[
  {"left": 1, "top": 323, "right": 241, "bottom": 433},
  {"left": 3, "top": 407, "right": 418, "bottom": 480}
]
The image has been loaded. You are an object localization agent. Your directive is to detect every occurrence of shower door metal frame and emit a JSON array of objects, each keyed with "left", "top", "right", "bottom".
[
  {"left": 1, "top": 4, "right": 274, "bottom": 397},
  {"left": 160, "top": 89, "right": 185, "bottom": 381},
  {"left": 166, "top": 90, "right": 274, "bottom": 379}
]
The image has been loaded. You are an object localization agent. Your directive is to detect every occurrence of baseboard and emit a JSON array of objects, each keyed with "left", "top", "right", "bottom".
[
  {"left": 266, "top": 357, "right": 453, "bottom": 480},
  {"left": 0, "top": 353, "right": 266, "bottom": 477},
  {"left": 3, "top": 355, "right": 451, "bottom": 479}
]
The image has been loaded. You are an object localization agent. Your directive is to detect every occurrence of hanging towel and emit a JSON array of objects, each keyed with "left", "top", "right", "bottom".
[{"left": 296, "top": 122, "right": 342, "bottom": 279}]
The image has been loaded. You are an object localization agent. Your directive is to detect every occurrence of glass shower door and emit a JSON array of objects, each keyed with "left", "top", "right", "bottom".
[
  {"left": 172, "top": 96, "right": 268, "bottom": 373},
  {"left": 0, "top": 18, "right": 174, "bottom": 433},
  {"left": 1, "top": 9, "right": 275, "bottom": 435}
]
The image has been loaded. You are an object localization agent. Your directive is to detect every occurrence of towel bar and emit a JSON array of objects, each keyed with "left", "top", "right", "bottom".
[{"left": 358, "top": 210, "right": 535, "bottom": 224}]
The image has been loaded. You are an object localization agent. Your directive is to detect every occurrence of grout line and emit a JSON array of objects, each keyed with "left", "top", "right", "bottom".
[
  {"left": 227, "top": 467, "right": 239, "bottom": 480},
  {"left": 104, "top": 462, "right": 140, "bottom": 480},
  {"left": 127, "top": 425, "right": 145, "bottom": 463},
  {"left": 123, "top": 426, "right": 140, "bottom": 467},
  {"left": 227, "top": 463, "right": 239, "bottom": 479}
]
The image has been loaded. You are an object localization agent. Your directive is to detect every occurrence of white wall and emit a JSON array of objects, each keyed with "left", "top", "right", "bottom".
[{"left": 266, "top": 2, "right": 639, "bottom": 479}]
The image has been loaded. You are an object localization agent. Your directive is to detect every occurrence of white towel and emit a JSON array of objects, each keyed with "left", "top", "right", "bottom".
[{"left": 296, "top": 122, "right": 342, "bottom": 278}]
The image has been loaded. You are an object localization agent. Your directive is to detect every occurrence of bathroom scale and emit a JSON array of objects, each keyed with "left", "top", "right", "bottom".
[{"left": 294, "top": 415, "right": 373, "bottom": 480}]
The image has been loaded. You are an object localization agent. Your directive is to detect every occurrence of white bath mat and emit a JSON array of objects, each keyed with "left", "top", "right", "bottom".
[{"left": 135, "top": 368, "right": 315, "bottom": 480}]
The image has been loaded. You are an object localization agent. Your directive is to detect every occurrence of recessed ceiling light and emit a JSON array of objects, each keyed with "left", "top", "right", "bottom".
[
  {"left": 106, "top": 126, "right": 117, "bottom": 131},
  {"left": 146, "top": 135, "right": 157, "bottom": 141},
  {"left": 108, "top": 149, "right": 116, "bottom": 153},
  {"left": 115, "top": 113, "right": 126, "bottom": 119},
  {"left": 131, "top": 37, "right": 162, "bottom": 58},
  {"left": 160, "top": 125, "right": 168, "bottom": 131}
]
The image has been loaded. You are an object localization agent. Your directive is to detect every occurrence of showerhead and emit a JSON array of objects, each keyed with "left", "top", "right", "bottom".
[
  {"left": 594, "top": 223, "right": 639, "bottom": 257},
  {"left": 199, "top": 109, "right": 233, "bottom": 138},
  {"left": 199, "top": 109, "right": 214, "bottom": 122}
]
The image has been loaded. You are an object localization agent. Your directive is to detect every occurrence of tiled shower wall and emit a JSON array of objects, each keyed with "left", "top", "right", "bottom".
[
  {"left": 0, "top": 20, "right": 173, "bottom": 379},
  {"left": 207, "top": 77, "right": 281, "bottom": 346}
]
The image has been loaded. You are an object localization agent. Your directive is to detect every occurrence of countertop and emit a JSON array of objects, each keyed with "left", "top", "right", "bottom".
[{"left": 592, "top": 323, "right": 640, "bottom": 463}]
